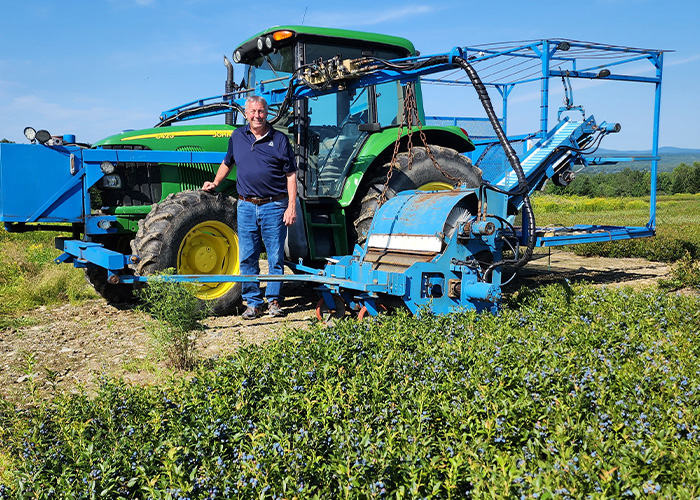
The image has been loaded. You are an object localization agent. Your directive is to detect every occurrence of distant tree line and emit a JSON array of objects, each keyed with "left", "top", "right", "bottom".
[{"left": 544, "top": 162, "right": 700, "bottom": 197}]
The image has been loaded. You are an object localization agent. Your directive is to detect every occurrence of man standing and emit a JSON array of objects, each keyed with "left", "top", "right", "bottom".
[{"left": 203, "top": 96, "right": 297, "bottom": 319}]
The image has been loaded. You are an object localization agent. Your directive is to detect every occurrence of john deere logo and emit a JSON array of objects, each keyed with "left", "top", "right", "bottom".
[{"left": 121, "top": 130, "right": 233, "bottom": 141}]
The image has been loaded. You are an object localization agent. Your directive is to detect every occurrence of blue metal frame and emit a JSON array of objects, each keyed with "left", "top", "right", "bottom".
[{"left": 422, "top": 39, "right": 665, "bottom": 234}]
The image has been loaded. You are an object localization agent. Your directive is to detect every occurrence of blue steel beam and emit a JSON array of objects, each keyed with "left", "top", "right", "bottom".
[{"left": 535, "top": 226, "right": 655, "bottom": 247}]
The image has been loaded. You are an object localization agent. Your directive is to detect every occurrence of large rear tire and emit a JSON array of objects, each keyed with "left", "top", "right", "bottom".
[
  {"left": 131, "top": 190, "right": 241, "bottom": 316},
  {"left": 351, "top": 146, "right": 482, "bottom": 246}
]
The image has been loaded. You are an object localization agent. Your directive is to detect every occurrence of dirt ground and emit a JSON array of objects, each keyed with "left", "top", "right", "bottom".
[{"left": 0, "top": 250, "right": 674, "bottom": 403}]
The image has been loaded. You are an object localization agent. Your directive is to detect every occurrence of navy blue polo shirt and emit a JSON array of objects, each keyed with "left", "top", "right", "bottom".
[{"left": 223, "top": 124, "right": 297, "bottom": 198}]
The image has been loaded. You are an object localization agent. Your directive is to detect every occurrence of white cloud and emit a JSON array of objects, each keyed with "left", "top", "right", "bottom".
[
  {"left": 0, "top": 94, "right": 154, "bottom": 144},
  {"left": 362, "top": 5, "right": 436, "bottom": 25},
  {"left": 665, "top": 52, "right": 700, "bottom": 67},
  {"left": 107, "top": 40, "right": 221, "bottom": 70},
  {"left": 309, "top": 4, "right": 440, "bottom": 28},
  {"left": 106, "top": 0, "right": 157, "bottom": 6}
]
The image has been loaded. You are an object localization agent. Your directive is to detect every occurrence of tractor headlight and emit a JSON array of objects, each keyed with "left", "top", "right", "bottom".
[
  {"left": 24, "top": 127, "right": 36, "bottom": 142},
  {"left": 232, "top": 49, "right": 242, "bottom": 63},
  {"left": 102, "top": 174, "right": 122, "bottom": 189},
  {"left": 100, "top": 161, "right": 116, "bottom": 174},
  {"left": 257, "top": 37, "right": 265, "bottom": 51},
  {"left": 35, "top": 129, "right": 52, "bottom": 144}
]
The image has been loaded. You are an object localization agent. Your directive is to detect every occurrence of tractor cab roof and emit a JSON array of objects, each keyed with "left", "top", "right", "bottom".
[{"left": 232, "top": 25, "right": 416, "bottom": 65}]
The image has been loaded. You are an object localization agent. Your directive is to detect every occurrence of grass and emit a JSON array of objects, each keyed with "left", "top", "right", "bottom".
[
  {"left": 0, "top": 284, "right": 699, "bottom": 498},
  {"left": 1, "top": 193, "right": 698, "bottom": 322},
  {"left": 0, "top": 230, "right": 97, "bottom": 329}
]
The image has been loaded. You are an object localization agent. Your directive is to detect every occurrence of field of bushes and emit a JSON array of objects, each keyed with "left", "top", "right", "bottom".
[
  {"left": 533, "top": 193, "right": 700, "bottom": 262},
  {"left": 1, "top": 286, "right": 699, "bottom": 498},
  {"left": 0, "top": 193, "right": 699, "bottom": 497}
]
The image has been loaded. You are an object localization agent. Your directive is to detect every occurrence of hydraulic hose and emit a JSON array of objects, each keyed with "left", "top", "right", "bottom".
[
  {"left": 156, "top": 103, "right": 243, "bottom": 128},
  {"left": 450, "top": 55, "right": 537, "bottom": 281}
]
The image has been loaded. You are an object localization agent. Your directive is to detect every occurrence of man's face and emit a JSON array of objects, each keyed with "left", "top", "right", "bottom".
[{"left": 245, "top": 101, "right": 268, "bottom": 132}]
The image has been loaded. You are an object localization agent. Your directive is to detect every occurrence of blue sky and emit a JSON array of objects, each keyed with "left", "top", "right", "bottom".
[{"left": 1, "top": 0, "right": 698, "bottom": 151}]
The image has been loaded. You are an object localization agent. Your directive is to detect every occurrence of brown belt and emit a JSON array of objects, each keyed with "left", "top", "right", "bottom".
[{"left": 238, "top": 193, "right": 287, "bottom": 205}]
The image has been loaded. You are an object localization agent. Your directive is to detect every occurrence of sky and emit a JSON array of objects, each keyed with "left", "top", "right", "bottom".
[{"left": 1, "top": 0, "right": 698, "bottom": 152}]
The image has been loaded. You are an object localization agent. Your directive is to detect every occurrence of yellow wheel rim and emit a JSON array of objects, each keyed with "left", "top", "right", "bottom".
[
  {"left": 177, "top": 221, "right": 239, "bottom": 300},
  {"left": 418, "top": 181, "right": 454, "bottom": 191}
]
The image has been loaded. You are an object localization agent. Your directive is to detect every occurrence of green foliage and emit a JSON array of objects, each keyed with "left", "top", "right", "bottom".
[
  {"left": 545, "top": 162, "right": 700, "bottom": 197},
  {"left": 533, "top": 195, "right": 648, "bottom": 213},
  {"left": 658, "top": 252, "right": 700, "bottom": 291},
  {"left": 136, "top": 271, "right": 209, "bottom": 370},
  {"left": 570, "top": 236, "right": 699, "bottom": 262},
  {"left": 670, "top": 162, "right": 700, "bottom": 195},
  {"left": 2, "top": 285, "right": 700, "bottom": 498},
  {"left": 0, "top": 231, "right": 96, "bottom": 328}
]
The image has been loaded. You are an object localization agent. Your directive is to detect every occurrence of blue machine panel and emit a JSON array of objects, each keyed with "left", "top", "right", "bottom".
[
  {"left": 369, "top": 189, "right": 473, "bottom": 237},
  {"left": 0, "top": 143, "right": 84, "bottom": 223}
]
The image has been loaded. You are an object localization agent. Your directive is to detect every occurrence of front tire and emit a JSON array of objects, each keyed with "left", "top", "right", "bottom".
[
  {"left": 131, "top": 190, "right": 241, "bottom": 316},
  {"left": 352, "top": 146, "right": 482, "bottom": 246}
]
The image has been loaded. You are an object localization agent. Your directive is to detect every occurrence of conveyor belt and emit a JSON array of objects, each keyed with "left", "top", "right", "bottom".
[{"left": 494, "top": 119, "right": 583, "bottom": 191}]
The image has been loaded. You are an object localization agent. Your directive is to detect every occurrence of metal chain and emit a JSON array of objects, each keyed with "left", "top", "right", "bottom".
[
  {"left": 408, "top": 85, "right": 461, "bottom": 184},
  {"left": 379, "top": 84, "right": 461, "bottom": 206},
  {"left": 380, "top": 95, "right": 409, "bottom": 205}
]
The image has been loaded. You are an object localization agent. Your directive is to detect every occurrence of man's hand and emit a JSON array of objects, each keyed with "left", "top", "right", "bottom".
[
  {"left": 283, "top": 204, "right": 297, "bottom": 226},
  {"left": 202, "top": 181, "right": 218, "bottom": 192},
  {"left": 203, "top": 160, "right": 231, "bottom": 192}
]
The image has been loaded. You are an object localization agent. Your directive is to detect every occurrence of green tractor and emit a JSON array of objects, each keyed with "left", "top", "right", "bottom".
[{"left": 91, "top": 26, "right": 479, "bottom": 314}]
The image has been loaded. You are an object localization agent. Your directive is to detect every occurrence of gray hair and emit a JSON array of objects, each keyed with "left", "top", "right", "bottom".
[{"left": 245, "top": 95, "right": 269, "bottom": 113}]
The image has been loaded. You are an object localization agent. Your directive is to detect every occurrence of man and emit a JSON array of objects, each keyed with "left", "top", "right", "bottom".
[{"left": 203, "top": 96, "right": 297, "bottom": 319}]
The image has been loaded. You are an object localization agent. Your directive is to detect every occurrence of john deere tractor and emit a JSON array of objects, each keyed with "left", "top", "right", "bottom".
[
  {"left": 85, "top": 26, "right": 478, "bottom": 314},
  {"left": 0, "top": 26, "right": 470, "bottom": 314}
]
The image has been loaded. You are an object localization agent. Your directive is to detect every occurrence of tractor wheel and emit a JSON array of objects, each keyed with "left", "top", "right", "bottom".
[
  {"left": 84, "top": 235, "right": 136, "bottom": 304},
  {"left": 131, "top": 190, "right": 241, "bottom": 316},
  {"left": 351, "top": 146, "right": 482, "bottom": 246}
]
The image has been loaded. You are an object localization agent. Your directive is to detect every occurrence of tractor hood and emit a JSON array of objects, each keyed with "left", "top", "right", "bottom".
[{"left": 93, "top": 124, "right": 236, "bottom": 152}]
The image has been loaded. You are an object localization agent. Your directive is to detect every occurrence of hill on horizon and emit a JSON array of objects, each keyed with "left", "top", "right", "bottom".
[{"left": 584, "top": 147, "right": 700, "bottom": 173}]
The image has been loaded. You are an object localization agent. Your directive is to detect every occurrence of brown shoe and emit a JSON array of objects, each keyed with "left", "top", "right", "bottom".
[
  {"left": 268, "top": 300, "right": 285, "bottom": 317},
  {"left": 242, "top": 306, "right": 261, "bottom": 320}
]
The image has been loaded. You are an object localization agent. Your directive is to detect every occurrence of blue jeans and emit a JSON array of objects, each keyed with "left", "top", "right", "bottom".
[{"left": 237, "top": 198, "right": 287, "bottom": 308}]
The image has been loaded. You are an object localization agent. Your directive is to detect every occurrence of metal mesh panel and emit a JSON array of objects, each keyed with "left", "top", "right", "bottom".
[
  {"left": 425, "top": 116, "right": 503, "bottom": 139},
  {"left": 474, "top": 139, "right": 528, "bottom": 185},
  {"left": 98, "top": 144, "right": 162, "bottom": 207}
]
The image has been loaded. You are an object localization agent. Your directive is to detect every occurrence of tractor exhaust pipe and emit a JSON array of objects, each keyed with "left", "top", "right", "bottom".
[{"left": 224, "top": 55, "right": 235, "bottom": 126}]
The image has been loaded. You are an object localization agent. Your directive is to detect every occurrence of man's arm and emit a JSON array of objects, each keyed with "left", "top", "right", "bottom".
[
  {"left": 202, "top": 160, "right": 232, "bottom": 192},
  {"left": 283, "top": 171, "right": 297, "bottom": 226}
]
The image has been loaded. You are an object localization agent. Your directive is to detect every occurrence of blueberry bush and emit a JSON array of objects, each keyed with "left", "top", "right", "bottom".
[{"left": 1, "top": 284, "right": 699, "bottom": 498}]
